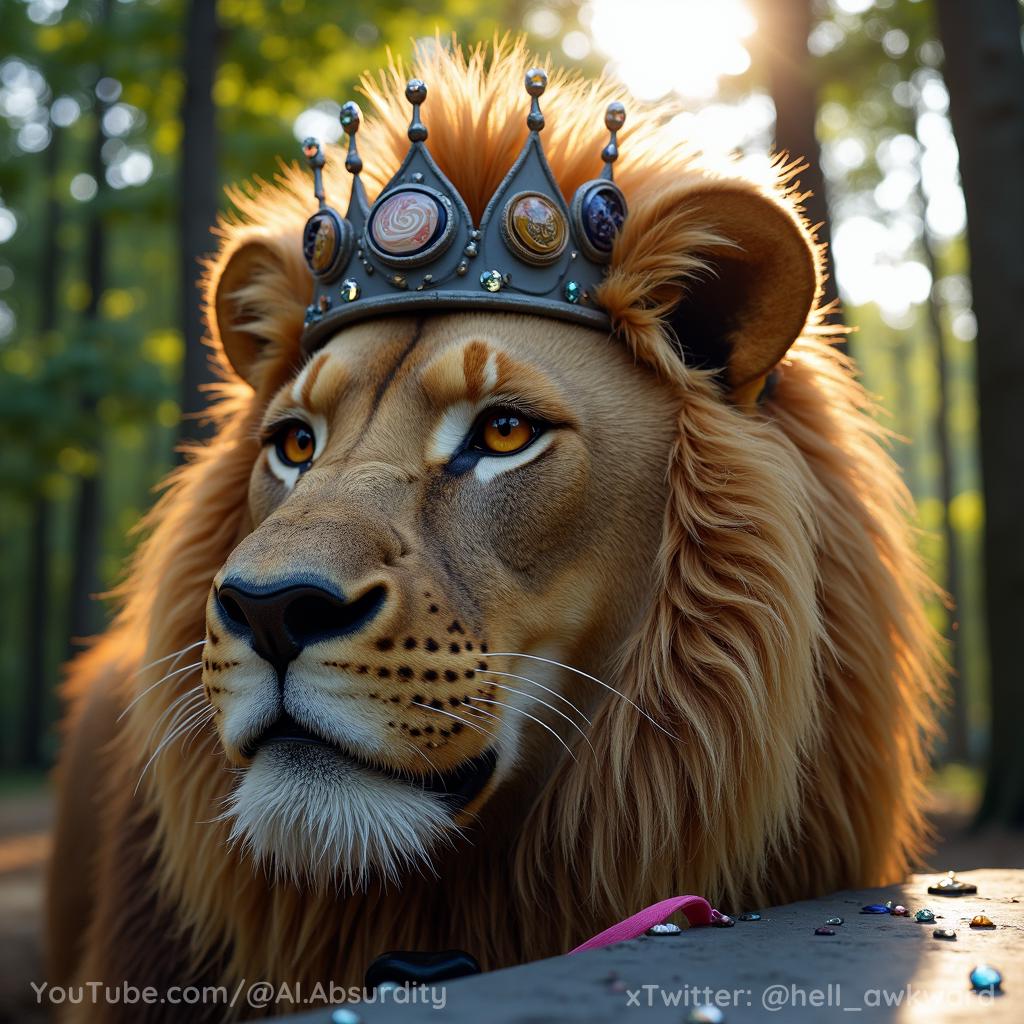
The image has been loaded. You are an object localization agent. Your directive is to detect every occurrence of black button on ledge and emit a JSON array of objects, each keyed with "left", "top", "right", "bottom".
[{"left": 364, "top": 949, "right": 481, "bottom": 991}]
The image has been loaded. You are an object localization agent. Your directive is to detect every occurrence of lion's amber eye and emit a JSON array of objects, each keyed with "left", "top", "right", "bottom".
[
  {"left": 477, "top": 410, "right": 536, "bottom": 455},
  {"left": 275, "top": 423, "right": 316, "bottom": 466}
]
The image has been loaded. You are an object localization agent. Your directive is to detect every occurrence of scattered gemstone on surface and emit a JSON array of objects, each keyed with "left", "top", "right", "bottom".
[
  {"left": 339, "top": 278, "right": 360, "bottom": 302},
  {"left": 928, "top": 870, "right": 977, "bottom": 896},
  {"left": 317, "top": 293, "right": 332, "bottom": 312},
  {"left": 933, "top": 928, "right": 957, "bottom": 940},
  {"left": 646, "top": 922, "right": 682, "bottom": 936},
  {"left": 687, "top": 1008, "right": 725, "bottom": 1024},
  {"left": 970, "top": 915, "right": 996, "bottom": 929},
  {"left": 861, "top": 904, "right": 889, "bottom": 914},
  {"left": 825, "top": 917, "right": 844, "bottom": 926},
  {"left": 711, "top": 913, "right": 735, "bottom": 928},
  {"left": 479, "top": 270, "right": 503, "bottom": 292},
  {"left": 815, "top": 927, "right": 836, "bottom": 936},
  {"left": 892, "top": 905, "right": 909, "bottom": 917},
  {"left": 738, "top": 913, "right": 762, "bottom": 922},
  {"left": 330, "top": 1010, "right": 362, "bottom": 1024},
  {"left": 564, "top": 280, "right": 581, "bottom": 303},
  {"left": 969, "top": 964, "right": 1002, "bottom": 992},
  {"left": 915, "top": 909, "right": 936, "bottom": 923}
]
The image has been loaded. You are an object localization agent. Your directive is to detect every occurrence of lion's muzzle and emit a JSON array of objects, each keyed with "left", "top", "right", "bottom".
[{"left": 216, "top": 575, "right": 386, "bottom": 681}]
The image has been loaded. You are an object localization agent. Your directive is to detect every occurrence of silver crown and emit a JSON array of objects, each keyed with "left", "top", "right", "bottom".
[{"left": 299, "top": 69, "right": 628, "bottom": 353}]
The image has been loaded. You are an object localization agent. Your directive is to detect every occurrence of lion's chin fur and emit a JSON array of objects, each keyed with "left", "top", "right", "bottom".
[{"left": 221, "top": 743, "right": 457, "bottom": 891}]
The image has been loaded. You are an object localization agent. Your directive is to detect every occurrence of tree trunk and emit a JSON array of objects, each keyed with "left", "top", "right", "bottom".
[
  {"left": 935, "top": 0, "right": 1024, "bottom": 825},
  {"left": 177, "top": 0, "right": 220, "bottom": 449},
  {"left": 23, "top": 129, "right": 64, "bottom": 765},
  {"left": 66, "top": 3, "right": 110, "bottom": 658},
  {"left": 750, "top": 0, "right": 841, "bottom": 319},
  {"left": 915, "top": 175, "right": 969, "bottom": 764}
]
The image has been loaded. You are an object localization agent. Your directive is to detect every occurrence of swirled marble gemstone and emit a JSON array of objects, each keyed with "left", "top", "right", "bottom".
[
  {"left": 934, "top": 928, "right": 957, "bottom": 940},
  {"left": 505, "top": 192, "right": 567, "bottom": 262},
  {"left": 580, "top": 184, "right": 626, "bottom": 254},
  {"left": 892, "top": 905, "right": 909, "bottom": 917},
  {"left": 370, "top": 189, "right": 445, "bottom": 257}
]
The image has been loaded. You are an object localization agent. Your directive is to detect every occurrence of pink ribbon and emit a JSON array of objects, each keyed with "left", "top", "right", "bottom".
[{"left": 568, "top": 895, "right": 724, "bottom": 954}]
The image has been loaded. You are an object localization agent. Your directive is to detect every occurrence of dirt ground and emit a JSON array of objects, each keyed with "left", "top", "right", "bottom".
[{"left": 0, "top": 780, "right": 1019, "bottom": 1023}]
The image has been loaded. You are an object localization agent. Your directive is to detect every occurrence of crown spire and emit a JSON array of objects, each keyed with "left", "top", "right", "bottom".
[
  {"left": 600, "top": 102, "right": 626, "bottom": 181},
  {"left": 339, "top": 100, "right": 369, "bottom": 217},
  {"left": 301, "top": 137, "right": 326, "bottom": 208},
  {"left": 340, "top": 101, "right": 363, "bottom": 175},
  {"left": 405, "top": 79, "right": 428, "bottom": 142},
  {"left": 524, "top": 67, "right": 547, "bottom": 132}
]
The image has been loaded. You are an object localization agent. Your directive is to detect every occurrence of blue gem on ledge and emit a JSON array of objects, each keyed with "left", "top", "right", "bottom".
[
  {"left": 564, "top": 280, "right": 581, "bottom": 303},
  {"left": 340, "top": 278, "right": 360, "bottom": 302},
  {"left": 969, "top": 964, "right": 1002, "bottom": 992}
]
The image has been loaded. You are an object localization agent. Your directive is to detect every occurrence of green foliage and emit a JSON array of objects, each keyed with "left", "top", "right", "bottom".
[{"left": 0, "top": 0, "right": 989, "bottom": 767}]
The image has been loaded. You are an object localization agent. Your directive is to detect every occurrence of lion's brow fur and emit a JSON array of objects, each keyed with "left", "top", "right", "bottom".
[{"left": 57, "top": 38, "right": 944, "bottom": 1015}]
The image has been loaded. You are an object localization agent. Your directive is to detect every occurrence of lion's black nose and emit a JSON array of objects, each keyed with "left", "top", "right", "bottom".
[{"left": 215, "top": 577, "right": 386, "bottom": 678}]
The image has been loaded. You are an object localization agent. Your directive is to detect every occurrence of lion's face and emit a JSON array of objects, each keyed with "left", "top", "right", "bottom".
[{"left": 202, "top": 311, "right": 678, "bottom": 885}]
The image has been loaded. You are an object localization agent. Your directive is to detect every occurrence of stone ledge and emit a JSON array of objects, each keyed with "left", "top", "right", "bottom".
[{"left": 279, "top": 869, "right": 1022, "bottom": 1022}]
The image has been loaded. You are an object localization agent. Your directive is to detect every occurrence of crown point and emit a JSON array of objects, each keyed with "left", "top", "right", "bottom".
[
  {"left": 340, "top": 102, "right": 364, "bottom": 176},
  {"left": 406, "top": 79, "right": 427, "bottom": 106},
  {"left": 405, "top": 79, "right": 428, "bottom": 143},
  {"left": 340, "top": 101, "right": 361, "bottom": 135},
  {"left": 605, "top": 102, "right": 626, "bottom": 132},
  {"left": 525, "top": 68, "right": 547, "bottom": 97},
  {"left": 302, "top": 137, "right": 323, "bottom": 166}
]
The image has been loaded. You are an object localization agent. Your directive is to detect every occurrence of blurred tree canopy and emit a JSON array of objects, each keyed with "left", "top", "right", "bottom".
[{"left": 0, "top": 0, "right": 1016, "bottom": 818}]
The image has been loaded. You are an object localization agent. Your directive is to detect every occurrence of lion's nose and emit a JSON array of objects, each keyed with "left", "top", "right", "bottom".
[{"left": 215, "top": 577, "right": 386, "bottom": 678}]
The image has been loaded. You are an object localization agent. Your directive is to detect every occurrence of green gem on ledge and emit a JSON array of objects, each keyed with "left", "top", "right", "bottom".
[
  {"left": 340, "top": 279, "right": 360, "bottom": 302},
  {"left": 479, "top": 270, "right": 503, "bottom": 293},
  {"left": 564, "top": 280, "right": 581, "bottom": 303}
]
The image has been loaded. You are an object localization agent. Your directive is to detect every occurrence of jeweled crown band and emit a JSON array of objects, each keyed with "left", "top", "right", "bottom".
[{"left": 299, "top": 69, "right": 628, "bottom": 352}]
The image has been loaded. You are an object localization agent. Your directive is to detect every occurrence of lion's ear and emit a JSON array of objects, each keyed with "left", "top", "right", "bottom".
[
  {"left": 209, "top": 237, "right": 307, "bottom": 389},
  {"left": 602, "top": 181, "right": 819, "bottom": 392}
]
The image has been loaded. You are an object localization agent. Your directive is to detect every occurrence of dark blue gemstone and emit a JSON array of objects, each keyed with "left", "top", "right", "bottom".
[
  {"left": 581, "top": 185, "right": 626, "bottom": 254},
  {"left": 860, "top": 904, "right": 890, "bottom": 914}
]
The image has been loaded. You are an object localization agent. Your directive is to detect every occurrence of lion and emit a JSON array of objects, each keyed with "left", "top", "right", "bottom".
[{"left": 46, "top": 40, "right": 942, "bottom": 1022}]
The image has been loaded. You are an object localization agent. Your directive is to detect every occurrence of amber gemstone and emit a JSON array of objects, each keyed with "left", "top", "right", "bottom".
[
  {"left": 504, "top": 192, "right": 567, "bottom": 264},
  {"left": 970, "top": 915, "right": 995, "bottom": 928}
]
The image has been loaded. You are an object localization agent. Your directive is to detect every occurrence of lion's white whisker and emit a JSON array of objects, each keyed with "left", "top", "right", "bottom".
[
  {"left": 410, "top": 701, "right": 494, "bottom": 741},
  {"left": 480, "top": 678, "right": 595, "bottom": 757},
  {"left": 468, "top": 696, "right": 579, "bottom": 765},
  {"left": 119, "top": 660, "right": 204, "bottom": 722},
  {"left": 131, "top": 639, "right": 206, "bottom": 680},
  {"left": 479, "top": 668, "right": 592, "bottom": 723},
  {"left": 487, "top": 652, "right": 677, "bottom": 738}
]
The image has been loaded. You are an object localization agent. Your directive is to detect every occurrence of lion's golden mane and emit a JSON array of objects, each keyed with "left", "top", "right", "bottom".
[{"left": 50, "top": 39, "right": 942, "bottom": 1019}]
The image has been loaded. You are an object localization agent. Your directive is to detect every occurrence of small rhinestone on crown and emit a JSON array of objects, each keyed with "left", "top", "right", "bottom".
[{"left": 298, "top": 68, "right": 628, "bottom": 352}]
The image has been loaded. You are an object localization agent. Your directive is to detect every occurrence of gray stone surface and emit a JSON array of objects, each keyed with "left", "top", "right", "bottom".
[{"left": 284, "top": 869, "right": 1023, "bottom": 1023}]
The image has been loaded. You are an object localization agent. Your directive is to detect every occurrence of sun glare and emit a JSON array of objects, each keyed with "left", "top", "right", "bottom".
[{"left": 587, "top": 0, "right": 755, "bottom": 101}]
